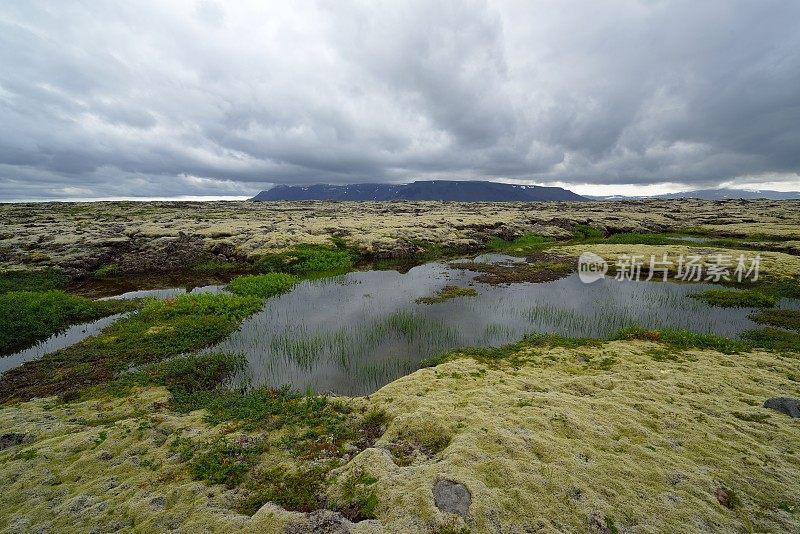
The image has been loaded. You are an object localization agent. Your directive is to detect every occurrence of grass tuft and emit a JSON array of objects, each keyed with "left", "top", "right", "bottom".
[
  {"left": 0, "top": 293, "right": 262, "bottom": 402},
  {"left": 740, "top": 327, "right": 800, "bottom": 352},
  {"left": 0, "top": 269, "right": 68, "bottom": 294},
  {"left": 416, "top": 285, "right": 477, "bottom": 304},
  {"left": 226, "top": 273, "right": 299, "bottom": 299},
  {"left": 254, "top": 243, "right": 354, "bottom": 276},
  {"left": 487, "top": 233, "right": 555, "bottom": 254},
  {"left": 571, "top": 224, "right": 604, "bottom": 239},
  {"left": 614, "top": 326, "right": 749, "bottom": 354},
  {"left": 748, "top": 308, "right": 800, "bottom": 332},
  {"left": 691, "top": 289, "right": 777, "bottom": 308},
  {"left": 0, "top": 290, "right": 139, "bottom": 353}
]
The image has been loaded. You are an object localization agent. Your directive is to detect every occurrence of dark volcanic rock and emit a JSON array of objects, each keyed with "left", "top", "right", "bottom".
[
  {"left": 0, "top": 433, "right": 34, "bottom": 450},
  {"left": 283, "top": 510, "right": 352, "bottom": 534},
  {"left": 763, "top": 397, "right": 800, "bottom": 418},
  {"left": 433, "top": 479, "right": 471, "bottom": 518}
]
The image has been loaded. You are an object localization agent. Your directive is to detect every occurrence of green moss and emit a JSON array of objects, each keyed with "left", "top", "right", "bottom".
[
  {"left": 93, "top": 263, "right": 120, "bottom": 279},
  {"left": 0, "top": 293, "right": 262, "bottom": 402},
  {"left": 691, "top": 289, "right": 777, "bottom": 308},
  {"left": 238, "top": 464, "right": 329, "bottom": 514},
  {"left": 254, "top": 243, "right": 354, "bottom": 276},
  {"left": 487, "top": 233, "right": 555, "bottom": 254},
  {"left": 420, "top": 332, "right": 600, "bottom": 368},
  {"left": 415, "top": 285, "right": 477, "bottom": 304},
  {"left": 741, "top": 328, "right": 800, "bottom": 352},
  {"left": 571, "top": 224, "right": 604, "bottom": 239},
  {"left": 0, "top": 269, "right": 68, "bottom": 294},
  {"left": 226, "top": 273, "right": 299, "bottom": 299},
  {"left": 183, "top": 438, "right": 265, "bottom": 488},
  {"left": 0, "top": 290, "right": 139, "bottom": 353},
  {"left": 614, "top": 326, "right": 749, "bottom": 354},
  {"left": 749, "top": 308, "right": 800, "bottom": 331},
  {"left": 333, "top": 469, "right": 379, "bottom": 521}
]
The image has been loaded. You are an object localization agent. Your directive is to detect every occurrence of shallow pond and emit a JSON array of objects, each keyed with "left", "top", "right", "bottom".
[
  {"left": 1, "top": 257, "right": 776, "bottom": 393},
  {"left": 207, "top": 259, "right": 760, "bottom": 395}
]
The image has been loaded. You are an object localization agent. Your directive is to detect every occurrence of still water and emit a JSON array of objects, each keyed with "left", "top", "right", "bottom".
[
  {"left": 206, "top": 260, "right": 759, "bottom": 395},
  {"left": 2, "top": 257, "right": 768, "bottom": 393}
]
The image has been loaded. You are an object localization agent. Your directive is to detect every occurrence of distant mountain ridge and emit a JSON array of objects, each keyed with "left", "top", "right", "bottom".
[
  {"left": 654, "top": 188, "right": 800, "bottom": 200},
  {"left": 251, "top": 181, "right": 586, "bottom": 202},
  {"left": 586, "top": 188, "right": 800, "bottom": 201}
]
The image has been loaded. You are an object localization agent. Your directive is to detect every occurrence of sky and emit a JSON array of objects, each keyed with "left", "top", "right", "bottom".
[{"left": 1, "top": 0, "right": 799, "bottom": 201}]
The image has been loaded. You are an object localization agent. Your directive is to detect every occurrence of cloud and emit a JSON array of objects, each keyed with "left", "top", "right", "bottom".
[{"left": 0, "top": 0, "right": 799, "bottom": 199}]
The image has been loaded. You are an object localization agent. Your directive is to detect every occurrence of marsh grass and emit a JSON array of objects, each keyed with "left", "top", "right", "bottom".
[
  {"left": 226, "top": 273, "right": 299, "bottom": 298},
  {"left": 0, "top": 290, "right": 139, "bottom": 353},
  {"left": 691, "top": 289, "right": 777, "bottom": 308},
  {"left": 571, "top": 224, "right": 604, "bottom": 239},
  {"left": 415, "top": 285, "right": 477, "bottom": 304},
  {"left": 748, "top": 308, "right": 800, "bottom": 331},
  {"left": 487, "top": 233, "right": 555, "bottom": 254},
  {"left": 614, "top": 326, "right": 749, "bottom": 354},
  {"left": 740, "top": 328, "right": 800, "bottom": 352},
  {"left": 0, "top": 269, "right": 68, "bottom": 293},
  {"left": 97, "top": 352, "right": 246, "bottom": 398},
  {"left": 0, "top": 293, "right": 262, "bottom": 402},
  {"left": 255, "top": 243, "right": 355, "bottom": 276}
]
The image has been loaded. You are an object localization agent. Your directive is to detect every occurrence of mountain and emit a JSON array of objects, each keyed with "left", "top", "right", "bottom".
[
  {"left": 586, "top": 188, "right": 800, "bottom": 201},
  {"left": 251, "top": 181, "right": 586, "bottom": 202},
  {"left": 654, "top": 188, "right": 800, "bottom": 200}
]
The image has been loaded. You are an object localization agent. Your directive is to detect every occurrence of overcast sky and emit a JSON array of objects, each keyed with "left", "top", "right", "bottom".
[{"left": 1, "top": 1, "right": 799, "bottom": 200}]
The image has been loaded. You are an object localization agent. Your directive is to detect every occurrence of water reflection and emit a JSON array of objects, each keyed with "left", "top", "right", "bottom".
[{"left": 207, "top": 262, "right": 759, "bottom": 396}]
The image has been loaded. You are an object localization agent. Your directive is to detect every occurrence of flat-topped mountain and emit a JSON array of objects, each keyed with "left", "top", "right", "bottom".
[{"left": 251, "top": 180, "right": 586, "bottom": 202}]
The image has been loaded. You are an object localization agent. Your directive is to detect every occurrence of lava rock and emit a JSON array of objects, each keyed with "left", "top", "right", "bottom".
[
  {"left": 433, "top": 479, "right": 471, "bottom": 518},
  {"left": 0, "top": 433, "right": 34, "bottom": 450},
  {"left": 284, "top": 510, "right": 352, "bottom": 534},
  {"left": 763, "top": 397, "right": 800, "bottom": 418}
]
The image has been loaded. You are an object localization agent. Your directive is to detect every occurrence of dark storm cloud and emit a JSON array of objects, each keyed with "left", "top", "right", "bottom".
[{"left": 0, "top": 0, "right": 799, "bottom": 199}]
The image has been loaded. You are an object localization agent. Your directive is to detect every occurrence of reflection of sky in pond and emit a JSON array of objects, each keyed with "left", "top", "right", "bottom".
[
  {"left": 207, "top": 261, "right": 760, "bottom": 396},
  {"left": 667, "top": 236, "right": 711, "bottom": 243},
  {"left": 98, "top": 284, "right": 225, "bottom": 301}
]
